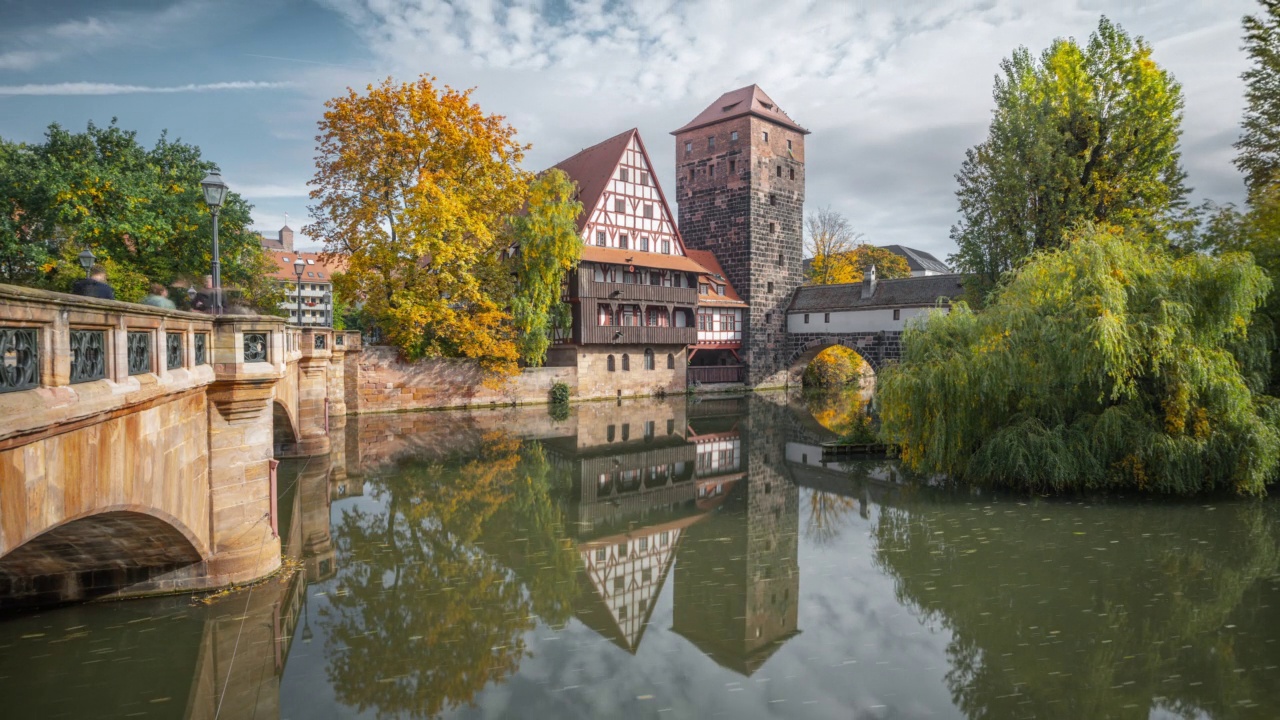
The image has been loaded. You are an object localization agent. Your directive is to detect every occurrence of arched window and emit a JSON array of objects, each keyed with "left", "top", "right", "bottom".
[
  {"left": 644, "top": 348, "right": 655, "bottom": 370},
  {"left": 622, "top": 354, "right": 630, "bottom": 371},
  {"left": 667, "top": 353, "right": 675, "bottom": 369},
  {"left": 607, "top": 354, "right": 616, "bottom": 372}
]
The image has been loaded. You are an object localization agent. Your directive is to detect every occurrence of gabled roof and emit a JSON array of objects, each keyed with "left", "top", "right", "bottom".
[
  {"left": 550, "top": 128, "right": 638, "bottom": 234},
  {"left": 789, "top": 274, "right": 966, "bottom": 312},
  {"left": 582, "top": 245, "right": 708, "bottom": 274},
  {"left": 265, "top": 250, "right": 344, "bottom": 282},
  {"left": 672, "top": 85, "right": 809, "bottom": 136},
  {"left": 685, "top": 248, "right": 746, "bottom": 306},
  {"left": 878, "top": 245, "right": 952, "bottom": 274}
]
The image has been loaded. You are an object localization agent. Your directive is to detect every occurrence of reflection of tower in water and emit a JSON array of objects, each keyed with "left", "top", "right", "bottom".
[{"left": 672, "top": 398, "right": 800, "bottom": 675}]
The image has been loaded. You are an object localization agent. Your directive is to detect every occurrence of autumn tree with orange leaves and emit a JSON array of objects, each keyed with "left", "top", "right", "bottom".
[{"left": 307, "top": 76, "right": 532, "bottom": 375}]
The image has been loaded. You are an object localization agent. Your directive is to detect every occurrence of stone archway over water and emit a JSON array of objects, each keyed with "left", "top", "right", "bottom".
[{"left": 786, "top": 340, "right": 877, "bottom": 391}]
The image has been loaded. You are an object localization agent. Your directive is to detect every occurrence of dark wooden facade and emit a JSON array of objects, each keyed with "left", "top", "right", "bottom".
[{"left": 567, "top": 262, "right": 699, "bottom": 346}]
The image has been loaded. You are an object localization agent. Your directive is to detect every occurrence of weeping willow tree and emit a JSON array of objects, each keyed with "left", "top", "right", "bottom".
[{"left": 879, "top": 224, "right": 1280, "bottom": 495}]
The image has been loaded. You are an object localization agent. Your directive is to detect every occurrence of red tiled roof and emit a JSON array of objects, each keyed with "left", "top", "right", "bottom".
[
  {"left": 550, "top": 128, "right": 637, "bottom": 234},
  {"left": 672, "top": 85, "right": 808, "bottom": 136},
  {"left": 684, "top": 248, "right": 747, "bottom": 306},
  {"left": 266, "top": 250, "right": 345, "bottom": 282},
  {"left": 581, "top": 245, "right": 709, "bottom": 274}
]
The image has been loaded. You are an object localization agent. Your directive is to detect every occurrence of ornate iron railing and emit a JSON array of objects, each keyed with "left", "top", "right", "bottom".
[
  {"left": 334, "top": 334, "right": 344, "bottom": 347},
  {"left": 244, "top": 332, "right": 269, "bottom": 363},
  {"left": 70, "top": 329, "right": 107, "bottom": 384},
  {"left": 315, "top": 334, "right": 327, "bottom": 350},
  {"left": 0, "top": 327, "right": 39, "bottom": 393},
  {"left": 166, "top": 332, "right": 183, "bottom": 370},
  {"left": 194, "top": 333, "right": 208, "bottom": 365},
  {"left": 127, "top": 331, "right": 152, "bottom": 375}
]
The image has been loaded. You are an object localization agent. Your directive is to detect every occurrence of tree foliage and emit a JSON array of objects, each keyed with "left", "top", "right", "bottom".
[
  {"left": 0, "top": 121, "right": 278, "bottom": 306},
  {"left": 308, "top": 76, "right": 531, "bottom": 375},
  {"left": 802, "top": 346, "right": 867, "bottom": 387},
  {"left": 949, "top": 17, "right": 1190, "bottom": 294},
  {"left": 880, "top": 224, "right": 1280, "bottom": 495},
  {"left": 804, "top": 205, "right": 862, "bottom": 285},
  {"left": 1236, "top": 0, "right": 1280, "bottom": 195},
  {"left": 508, "top": 168, "right": 582, "bottom": 366}
]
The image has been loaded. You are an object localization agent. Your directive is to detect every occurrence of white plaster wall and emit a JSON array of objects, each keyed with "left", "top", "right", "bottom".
[{"left": 786, "top": 306, "right": 946, "bottom": 334}]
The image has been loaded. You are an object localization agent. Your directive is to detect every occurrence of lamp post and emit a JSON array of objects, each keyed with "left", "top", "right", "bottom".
[
  {"left": 294, "top": 259, "right": 306, "bottom": 326},
  {"left": 200, "top": 172, "right": 229, "bottom": 314},
  {"left": 77, "top": 249, "right": 95, "bottom": 278},
  {"left": 322, "top": 291, "right": 332, "bottom": 327}
]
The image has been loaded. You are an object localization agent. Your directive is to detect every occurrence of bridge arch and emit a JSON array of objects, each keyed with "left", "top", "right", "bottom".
[
  {"left": 273, "top": 399, "right": 301, "bottom": 456},
  {"left": 786, "top": 339, "right": 878, "bottom": 388},
  {"left": 0, "top": 508, "right": 206, "bottom": 607}
]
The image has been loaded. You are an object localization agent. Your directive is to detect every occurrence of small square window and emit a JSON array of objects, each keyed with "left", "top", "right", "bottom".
[
  {"left": 716, "top": 285, "right": 724, "bottom": 295},
  {"left": 804, "top": 313, "right": 810, "bottom": 324},
  {"left": 730, "top": 130, "right": 739, "bottom": 141},
  {"left": 596, "top": 230, "right": 607, "bottom": 246},
  {"left": 614, "top": 576, "right": 625, "bottom": 591},
  {"left": 824, "top": 312, "right": 830, "bottom": 323},
  {"left": 644, "top": 203, "right": 653, "bottom": 219},
  {"left": 661, "top": 239, "right": 671, "bottom": 254},
  {"left": 596, "top": 548, "right": 607, "bottom": 562},
  {"left": 619, "top": 233, "right": 629, "bottom": 250},
  {"left": 617, "top": 542, "right": 628, "bottom": 558},
  {"left": 618, "top": 605, "right": 628, "bottom": 620},
  {"left": 643, "top": 568, "right": 653, "bottom": 583},
  {"left": 894, "top": 308, "right": 901, "bottom": 320},
  {"left": 614, "top": 198, "right": 625, "bottom": 213},
  {"left": 638, "top": 536, "right": 649, "bottom": 551},
  {"left": 640, "top": 171, "right": 649, "bottom": 186},
  {"left": 618, "top": 167, "right": 628, "bottom": 182}
]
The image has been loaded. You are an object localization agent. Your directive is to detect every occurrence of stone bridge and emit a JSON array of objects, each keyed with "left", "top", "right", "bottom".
[
  {"left": 783, "top": 330, "right": 902, "bottom": 385},
  {"left": 0, "top": 284, "right": 360, "bottom": 608}
]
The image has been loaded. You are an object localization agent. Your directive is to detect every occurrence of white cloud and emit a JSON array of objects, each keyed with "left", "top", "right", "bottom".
[
  {"left": 0, "top": 81, "right": 296, "bottom": 96},
  {"left": 304, "top": 0, "right": 1256, "bottom": 260}
]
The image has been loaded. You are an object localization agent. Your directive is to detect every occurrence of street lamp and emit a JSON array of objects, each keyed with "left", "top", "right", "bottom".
[
  {"left": 77, "top": 249, "right": 95, "bottom": 278},
  {"left": 294, "top": 259, "right": 306, "bottom": 326},
  {"left": 200, "top": 171, "right": 229, "bottom": 314},
  {"left": 322, "top": 292, "right": 332, "bottom": 327}
]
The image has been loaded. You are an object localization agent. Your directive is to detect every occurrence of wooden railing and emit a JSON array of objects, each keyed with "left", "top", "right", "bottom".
[
  {"left": 580, "top": 325, "right": 697, "bottom": 345},
  {"left": 688, "top": 365, "right": 746, "bottom": 385},
  {"left": 577, "top": 275, "right": 698, "bottom": 305}
]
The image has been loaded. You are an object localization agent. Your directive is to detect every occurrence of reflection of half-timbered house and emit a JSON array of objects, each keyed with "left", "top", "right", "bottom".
[{"left": 546, "top": 129, "right": 705, "bottom": 397}]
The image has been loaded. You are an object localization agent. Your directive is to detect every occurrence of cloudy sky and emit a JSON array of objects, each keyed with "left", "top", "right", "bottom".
[{"left": 0, "top": 0, "right": 1259, "bottom": 262}]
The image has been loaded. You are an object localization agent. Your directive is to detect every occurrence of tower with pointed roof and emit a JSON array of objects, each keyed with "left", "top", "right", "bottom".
[{"left": 673, "top": 85, "right": 808, "bottom": 387}]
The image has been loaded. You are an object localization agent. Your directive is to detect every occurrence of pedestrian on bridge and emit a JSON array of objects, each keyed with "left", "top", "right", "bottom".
[
  {"left": 70, "top": 266, "right": 115, "bottom": 301},
  {"left": 140, "top": 283, "right": 176, "bottom": 310}
]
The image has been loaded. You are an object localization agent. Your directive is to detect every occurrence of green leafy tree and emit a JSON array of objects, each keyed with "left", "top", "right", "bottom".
[
  {"left": 0, "top": 120, "right": 278, "bottom": 307},
  {"left": 507, "top": 168, "right": 583, "bottom": 366},
  {"left": 949, "top": 17, "right": 1190, "bottom": 295},
  {"left": 1236, "top": 0, "right": 1280, "bottom": 195},
  {"left": 880, "top": 224, "right": 1280, "bottom": 495}
]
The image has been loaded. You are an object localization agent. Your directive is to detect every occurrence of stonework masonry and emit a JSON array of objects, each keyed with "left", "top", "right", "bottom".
[{"left": 675, "top": 114, "right": 806, "bottom": 388}]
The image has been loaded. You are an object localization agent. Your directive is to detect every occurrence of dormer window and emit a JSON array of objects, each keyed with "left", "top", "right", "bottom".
[{"left": 716, "top": 285, "right": 724, "bottom": 296}]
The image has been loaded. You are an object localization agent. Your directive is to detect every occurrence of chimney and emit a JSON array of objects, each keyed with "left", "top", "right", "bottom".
[
  {"left": 861, "top": 264, "right": 877, "bottom": 299},
  {"left": 279, "top": 225, "right": 294, "bottom": 252}
]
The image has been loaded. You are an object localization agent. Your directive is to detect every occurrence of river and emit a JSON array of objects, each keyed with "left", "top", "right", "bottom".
[{"left": 1, "top": 393, "right": 1278, "bottom": 719}]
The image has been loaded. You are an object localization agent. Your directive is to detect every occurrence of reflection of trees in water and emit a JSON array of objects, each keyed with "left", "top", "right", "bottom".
[
  {"left": 322, "top": 432, "right": 578, "bottom": 719},
  {"left": 803, "top": 387, "right": 876, "bottom": 442},
  {"left": 804, "top": 490, "right": 859, "bottom": 546},
  {"left": 872, "top": 498, "right": 1280, "bottom": 719}
]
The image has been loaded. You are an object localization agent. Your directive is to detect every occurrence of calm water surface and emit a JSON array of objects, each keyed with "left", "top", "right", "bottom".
[{"left": 1, "top": 393, "right": 1279, "bottom": 719}]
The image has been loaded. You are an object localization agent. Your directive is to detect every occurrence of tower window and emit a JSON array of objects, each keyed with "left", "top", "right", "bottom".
[
  {"left": 618, "top": 168, "right": 628, "bottom": 182},
  {"left": 769, "top": 222, "right": 777, "bottom": 234},
  {"left": 708, "top": 136, "right": 715, "bottom": 151},
  {"left": 688, "top": 168, "right": 694, "bottom": 182},
  {"left": 731, "top": 130, "right": 739, "bottom": 142},
  {"left": 685, "top": 141, "right": 692, "bottom": 154},
  {"left": 614, "top": 199, "right": 625, "bottom": 213},
  {"left": 787, "top": 139, "right": 793, "bottom": 150},
  {"left": 768, "top": 282, "right": 775, "bottom": 294},
  {"left": 777, "top": 253, "right": 784, "bottom": 266},
  {"left": 790, "top": 168, "right": 795, "bottom": 180},
  {"left": 762, "top": 130, "right": 769, "bottom": 142},
  {"left": 770, "top": 194, "right": 776, "bottom": 206},
  {"left": 776, "top": 165, "right": 783, "bottom": 178},
  {"left": 709, "top": 164, "right": 715, "bottom": 178},
  {"left": 729, "top": 159, "right": 736, "bottom": 173}
]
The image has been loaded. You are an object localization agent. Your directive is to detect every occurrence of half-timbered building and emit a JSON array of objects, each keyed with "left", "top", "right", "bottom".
[{"left": 547, "top": 128, "right": 706, "bottom": 396}]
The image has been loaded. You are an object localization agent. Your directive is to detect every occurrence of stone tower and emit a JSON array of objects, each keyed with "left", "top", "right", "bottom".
[{"left": 673, "top": 85, "right": 807, "bottom": 387}]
